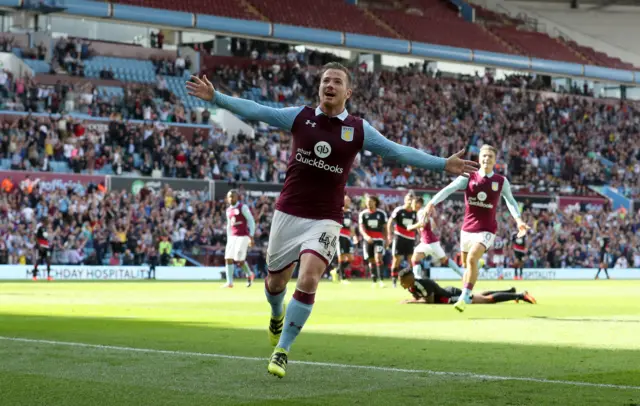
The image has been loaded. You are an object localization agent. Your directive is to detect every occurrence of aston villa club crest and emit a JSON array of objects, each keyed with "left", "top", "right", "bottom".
[
  {"left": 491, "top": 182, "right": 499, "bottom": 192},
  {"left": 341, "top": 126, "right": 354, "bottom": 142}
]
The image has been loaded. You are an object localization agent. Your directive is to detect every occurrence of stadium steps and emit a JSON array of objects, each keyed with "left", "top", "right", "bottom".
[
  {"left": 361, "top": 8, "right": 403, "bottom": 39},
  {"left": 240, "top": 0, "right": 269, "bottom": 22},
  {"left": 554, "top": 37, "right": 589, "bottom": 64},
  {"left": 478, "top": 24, "right": 522, "bottom": 56}
]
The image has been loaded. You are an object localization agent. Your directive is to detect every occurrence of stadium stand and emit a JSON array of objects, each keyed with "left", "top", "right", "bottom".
[
  {"left": 1, "top": 184, "right": 636, "bottom": 272},
  {"left": 0, "top": 51, "right": 635, "bottom": 196},
  {"left": 371, "top": 9, "right": 511, "bottom": 53},
  {"left": 249, "top": 0, "right": 391, "bottom": 37},
  {"left": 489, "top": 26, "right": 585, "bottom": 64}
]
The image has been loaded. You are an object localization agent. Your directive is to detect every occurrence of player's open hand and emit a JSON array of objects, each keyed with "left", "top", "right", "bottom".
[
  {"left": 516, "top": 220, "right": 530, "bottom": 238},
  {"left": 424, "top": 203, "right": 435, "bottom": 217},
  {"left": 444, "top": 149, "right": 480, "bottom": 177},
  {"left": 186, "top": 75, "right": 215, "bottom": 102}
]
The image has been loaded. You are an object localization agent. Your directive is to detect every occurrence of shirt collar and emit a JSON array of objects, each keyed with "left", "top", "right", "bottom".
[
  {"left": 315, "top": 106, "right": 348, "bottom": 121},
  {"left": 478, "top": 169, "right": 494, "bottom": 178}
]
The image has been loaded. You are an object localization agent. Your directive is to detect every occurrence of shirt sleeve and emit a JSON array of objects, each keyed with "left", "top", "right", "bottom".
[
  {"left": 241, "top": 204, "right": 256, "bottom": 236},
  {"left": 362, "top": 120, "right": 446, "bottom": 172},
  {"left": 430, "top": 176, "right": 468, "bottom": 206},
  {"left": 225, "top": 212, "right": 232, "bottom": 237},
  {"left": 501, "top": 178, "right": 521, "bottom": 220},
  {"left": 213, "top": 91, "right": 304, "bottom": 131}
]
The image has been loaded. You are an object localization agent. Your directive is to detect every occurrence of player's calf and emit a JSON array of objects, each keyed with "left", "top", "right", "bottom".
[{"left": 270, "top": 253, "right": 323, "bottom": 374}]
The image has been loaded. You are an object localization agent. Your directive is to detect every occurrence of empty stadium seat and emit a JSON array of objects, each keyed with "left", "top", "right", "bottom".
[
  {"left": 23, "top": 59, "right": 51, "bottom": 74},
  {"left": 84, "top": 56, "right": 156, "bottom": 84},
  {"left": 250, "top": 0, "right": 389, "bottom": 36},
  {"left": 563, "top": 39, "right": 636, "bottom": 70},
  {"left": 373, "top": 9, "right": 511, "bottom": 53},
  {"left": 490, "top": 26, "right": 584, "bottom": 64}
]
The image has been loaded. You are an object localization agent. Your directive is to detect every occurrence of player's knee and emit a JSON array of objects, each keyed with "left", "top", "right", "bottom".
[
  {"left": 440, "top": 257, "right": 448, "bottom": 266},
  {"left": 225, "top": 259, "right": 234, "bottom": 265},
  {"left": 267, "top": 273, "right": 287, "bottom": 292}
]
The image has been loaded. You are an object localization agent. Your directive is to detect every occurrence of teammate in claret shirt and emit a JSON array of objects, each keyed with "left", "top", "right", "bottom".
[
  {"left": 359, "top": 195, "right": 388, "bottom": 288},
  {"left": 387, "top": 193, "right": 417, "bottom": 288},
  {"left": 187, "top": 62, "right": 479, "bottom": 379},
  {"left": 425, "top": 145, "right": 530, "bottom": 313},
  {"left": 32, "top": 218, "right": 52, "bottom": 281},
  {"left": 398, "top": 269, "right": 536, "bottom": 305},
  {"left": 223, "top": 190, "right": 256, "bottom": 288}
]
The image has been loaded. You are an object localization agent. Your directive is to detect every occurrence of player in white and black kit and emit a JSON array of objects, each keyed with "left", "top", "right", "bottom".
[
  {"left": 595, "top": 232, "right": 612, "bottom": 279},
  {"left": 399, "top": 269, "right": 536, "bottom": 305},
  {"left": 334, "top": 194, "right": 356, "bottom": 284},
  {"left": 492, "top": 235, "right": 506, "bottom": 279},
  {"left": 511, "top": 231, "right": 527, "bottom": 280},
  {"left": 387, "top": 193, "right": 417, "bottom": 288},
  {"left": 359, "top": 195, "right": 387, "bottom": 288},
  {"left": 32, "top": 218, "right": 52, "bottom": 281}
]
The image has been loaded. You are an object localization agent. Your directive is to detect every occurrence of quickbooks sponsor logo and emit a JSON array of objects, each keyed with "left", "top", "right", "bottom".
[
  {"left": 295, "top": 153, "right": 344, "bottom": 174},
  {"left": 468, "top": 197, "right": 493, "bottom": 209}
]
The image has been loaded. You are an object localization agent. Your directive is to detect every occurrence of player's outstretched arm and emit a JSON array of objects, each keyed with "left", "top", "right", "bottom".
[
  {"left": 362, "top": 121, "right": 479, "bottom": 176},
  {"left": 501, "top": 178, "right": 530, "bottom": 237},
  {"left": 186, "top": 75, "right": 302, "bottom": 130},
  {"left": 428, "top": 177, "right": 469, "bottom": 211},
  {"left": 406, "top": 209, "right": 426, "bottom": 231}
]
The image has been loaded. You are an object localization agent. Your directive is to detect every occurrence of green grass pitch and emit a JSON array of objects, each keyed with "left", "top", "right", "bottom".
[{"left": 1, "top": 279, "right": 639, "bottom": 405}]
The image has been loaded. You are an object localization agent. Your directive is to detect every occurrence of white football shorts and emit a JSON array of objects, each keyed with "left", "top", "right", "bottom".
[
  {"left": 225, "top": 235, "right": 250, "bottom": 262},
  {"left": 460, "top": 230, "right": 496, "bottom": 252},
  {"left": 413, "top": 242, "right": 446, "bottom": 261},
  {"left": 267, "top": 210, "right": 341, "bottom": 273}
]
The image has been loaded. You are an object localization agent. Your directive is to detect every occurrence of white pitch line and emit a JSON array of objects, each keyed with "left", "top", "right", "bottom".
[{"left": 1, "top": 336, "right": 638, "bottom": 391}]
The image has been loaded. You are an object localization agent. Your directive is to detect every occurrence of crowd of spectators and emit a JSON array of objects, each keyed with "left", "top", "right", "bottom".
[
  {"left": 151, "top": 55, "right": 192, "bottom": 78},
  {"left": 0, "top": 178, "right": 637, "bottom": 272},
  {"left": 53, "top": 37, "right": 92, "bottom": 77},
  {"left": 0, "top": 179, "right": 227, "bottom": 268},
  {"left": 1, "top": 49, "right": 640, "bottom": 195}
]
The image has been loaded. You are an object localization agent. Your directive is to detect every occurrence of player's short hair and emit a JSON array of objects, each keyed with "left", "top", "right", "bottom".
[
  {"left": 480, "top": 145, "right": 498, "bottom": 156},
  {"left": 414, "top": 197, "right": 424, "bottom": 205},
  {"left": 320, "top": 62, "right": 352, "bottom": 87},
  {"left": 227, "top": 189, "right": 239, "bottom": 197},
  {"left": 366, "top": 195, "right": 380, "bottom": 207}
]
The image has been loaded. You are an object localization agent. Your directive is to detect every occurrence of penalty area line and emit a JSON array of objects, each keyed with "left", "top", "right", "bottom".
[{"left": 0, "top": 335, "right": 638, "bottom": 391}]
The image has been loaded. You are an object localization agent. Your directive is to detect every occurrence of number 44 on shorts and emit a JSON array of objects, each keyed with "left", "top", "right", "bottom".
[{"left": 318, "top": 232, "right": 337, "bottom": 250}]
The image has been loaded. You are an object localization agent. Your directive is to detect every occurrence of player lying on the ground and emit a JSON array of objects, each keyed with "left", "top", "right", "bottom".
[{"left": 398, "top": 269, "right": 537, "bottom": 305}]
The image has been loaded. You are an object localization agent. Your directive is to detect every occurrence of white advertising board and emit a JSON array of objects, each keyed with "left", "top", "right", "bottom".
[{"left": 0, "top": 265, "right": 148, "bottom": 280}]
